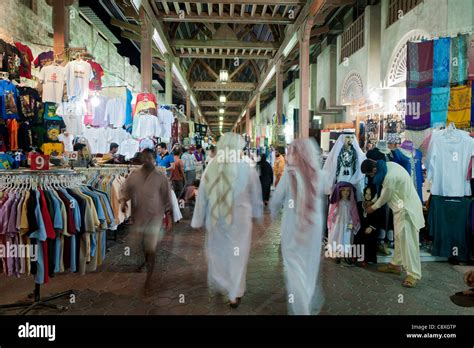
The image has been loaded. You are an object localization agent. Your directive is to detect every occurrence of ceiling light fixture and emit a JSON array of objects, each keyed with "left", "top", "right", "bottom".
[
  {"left": 153, "top": 29, "right": 168, "bottom": 55},
  {"left": 283, "top": 32, "right": 298, "bottom": 57},
  {"left": 219, "top": 108, "right": 225, "bottom": 115},
  {"left": 219, "top": 116, "right": 224, "bottom": 121},
  {"left": 190, "top": 95, "right": 197, "bottom": 107},
  {"left": 172, "top": 63, "right": 187, "bottom": 92},
  {"left": 259, "top": 65, "right": 276, "bottom": 92},
  {"left": 219, "top": 70, "right": 229, "bottom": 83},
  {"left": 219, "top": 94, "right": 226, "bottom": 103}
]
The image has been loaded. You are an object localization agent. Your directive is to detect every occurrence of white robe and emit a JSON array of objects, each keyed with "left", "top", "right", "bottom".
[
  {"left": 191, "top": 162, "right": 263, "bottom": 301},
  {"left": 269, "top": 171, "right": 325, "bottom": 315}
]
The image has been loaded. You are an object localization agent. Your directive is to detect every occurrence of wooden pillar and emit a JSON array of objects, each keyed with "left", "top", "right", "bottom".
[
  {"left": 52, "top": 0, "right": 70, "bottom": 58},
  {"left": 186, "top": 94, "right": 191, "bottom": 119},
  {"left": 276, "top": 60, "right": 283, "bottom": 125},
  {"left": 140, "top": 7, "right": 152, "bottom": 93},
  {"left": 256, "top": 93, "right": 261, "bottom": 126},
  {"left": 165, "top": 54, "right": 173, "bottom": 104},
  {"left": 245, "top": 109, "right": 250, "bottom": 135},
  {"left": 298, "top": 18, "right": 314, "bottom": 139}
]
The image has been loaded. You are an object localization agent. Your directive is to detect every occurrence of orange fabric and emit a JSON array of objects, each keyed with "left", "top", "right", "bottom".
[{"left": 7, "top": 119, "right": 18, "bottom": 151}]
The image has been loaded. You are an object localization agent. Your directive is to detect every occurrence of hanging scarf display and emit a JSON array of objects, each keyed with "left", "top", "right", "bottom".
[
  {"left": 433, "top": 37, "right": 451, "bottom": 87},
  {"left": 467, "top": 34, "right": 474, "bottom": 81},
  {"left": 404, "top": 87, "right": 432, "bottom": 130},
  {"left": 450, "top": 34, "right": 469, "bottom": 85},
  {"left": 430, "top": 87, "right": 450, "bottom": 127},
  {"left": 447, "top": 85, "right": 471, "bottom": 128},
  {"left": 407, "top": 40, "right": 434, "bottom": 88}
]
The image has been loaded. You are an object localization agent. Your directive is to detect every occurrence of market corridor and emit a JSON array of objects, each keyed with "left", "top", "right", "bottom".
[{"left": 0, "top": 209, "right": 471, "bottom": 316}]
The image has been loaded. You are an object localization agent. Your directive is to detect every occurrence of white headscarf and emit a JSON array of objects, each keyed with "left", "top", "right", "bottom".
[{"left": 204, "top": 132, "right": 245, "bottom": 226}]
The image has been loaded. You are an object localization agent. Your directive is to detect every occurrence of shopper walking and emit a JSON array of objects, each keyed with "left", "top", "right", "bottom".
[
  {"left": 258, "top": 153, "right": 273, "bottom": 205},
  {"left": 273, "top": 147, "right": 286, "bottom": 187},
  {"left": 171, "top": 148, "right": 185, "bottom": 198},
  {"left": 191, "top": 133, "right": 263, "bottom": 308},
  {"left": 361, "top": 159, "right": 424, "bottom": 288},
  {"left": 182, "top": 146, "right": 196, "bottom": 186},
  {"left": 269, "top": 138, "right": 325, "bottom": 315},
  {"left": 194, "top": 144, "right": 205, "bottom": 180},
  {"left": 120, "top": 148, "right": 171, "bottom": 296}
]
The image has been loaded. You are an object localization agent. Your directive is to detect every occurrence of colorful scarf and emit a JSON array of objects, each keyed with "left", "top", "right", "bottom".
[
  {"left": 405, "top": 87, "right": 432, "bottom": 130},
  {"left": 447, "top": 85, "right": 472, "bottom": 128},
  {"left": 430, "top": 87, "right": 450, "bottom": 127},
  {"left": 468, "top": 34, "right": 474, "bottom": 81},
  {"left": 407, "top": 40, "right": 434, "bottom": 88},
  {"left": 433, "top": 37, "right": 451, "bottom": 87},
  {"left": 328, "top": 181, "right": 360, "bottom": 235},
  {"left": 450, "top": 34, "right": 469, "bottom": 85}
]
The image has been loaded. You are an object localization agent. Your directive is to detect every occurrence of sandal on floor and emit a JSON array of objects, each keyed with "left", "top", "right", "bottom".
[
  {"left": 450, "top": 288, "right": 474, "bottom": 307},
  {"left": 377, "top": 264, "right": 401, "bottom": 275},
  {"left": 229, "top": 298, "right": 241, "bottom": 308},
  {"left": 402, "top": 275, "right": 418, "bottom": 288}
]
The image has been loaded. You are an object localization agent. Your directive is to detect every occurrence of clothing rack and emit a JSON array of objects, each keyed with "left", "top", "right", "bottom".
[{"left": 0, "top": 170, "right": 85, "bottom": 315}]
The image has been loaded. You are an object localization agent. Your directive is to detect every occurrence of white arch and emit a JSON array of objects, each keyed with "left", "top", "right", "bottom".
[
  {"left": 340, "top": 71, "right": 364, "bottom": 106},
  {"left": 384, "top": 29, "right": 431, "bottom": 87}
]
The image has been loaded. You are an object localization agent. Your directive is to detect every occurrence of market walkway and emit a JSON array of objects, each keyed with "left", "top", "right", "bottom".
[{"left": 0, "top": 208, "right": 472, "bottom": 315}]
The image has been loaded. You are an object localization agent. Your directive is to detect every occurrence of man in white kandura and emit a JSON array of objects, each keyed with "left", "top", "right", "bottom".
[
  {"left": 361, "top": 159, "right": 424, "bottom": 288},
  {"left": 191, "top": 133, "right": 263, "bottom": 308},
  {"left": 270, "top": 138, "right": 325, "bottom": 315}
]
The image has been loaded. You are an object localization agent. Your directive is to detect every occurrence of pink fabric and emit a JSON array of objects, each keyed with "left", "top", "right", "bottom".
[{"left": 327, "top": 183, "right": 361, "bottom": 235}]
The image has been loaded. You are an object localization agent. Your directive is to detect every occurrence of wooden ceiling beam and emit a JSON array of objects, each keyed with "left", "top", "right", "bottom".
[
  {"left": 153, "top": 0, "right": 305, "bottom": 4},
  {"left": 160, "top": 14, "right": 293, "bottom": 24},
  {"left": 272, "top": 4, "right": 280, "bottom": 17},
  {"left": 199, "top": 100, "right": 245, "bottom": 107},
  {"left": 162, "top": 1, "right": 170, "bottom": 14},
  {"left": 229, "top": 60, "right": 251, "bottom": 80},
  {"left": 205, "top": 111, "right": 240, "bottom": 116},
  {"left": 197, "top": 59, "right": 219, "bottom": 80},
  {"left": 193, "top": 81, "right": 256, "bottom": 91},
  {"left": 110, "top": 18, "right": 140, "bottom": 33},
  {"left": 229, "top": 3, "right": 234, "bottom": 16},
  {"left": 172, "top": 39, "right": 278, "bottom": 50},
  {"left": 177, "top": 52, "right": 272, "bottom": 59}
]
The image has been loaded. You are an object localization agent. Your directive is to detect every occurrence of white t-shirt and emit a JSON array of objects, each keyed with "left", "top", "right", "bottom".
[
  {"left": 56, "top": 100, "right": 86, "bottom": 136},
  {"left": 132, "top": 113, "right": 160, "bottom": 139},
  {"left": 58, "top": 133, "right": 74, "bottom": 152},
  {"left": 83, "top": 127, "right": 108, "bottom": 154},
  {"left": 39, "top": 65, "right": 65, "bottom": 104},
  {"left": 91, "top": 96, "right": 108, "bottom": 127},
  {"left": 104, "top": 97, "right": 126, "bottom": 128},
  {"left": 64, "top": 60, "right": 93, "bottom": 101},
  {"left": 119, "top": 138, "right": 140, "bottom": 160},
  {"left": 105, "top": 128, "right": 130, "bottom": 150},
  {"left": 158, "top": 108, "right": 174, "bottom": 138},
  {"left": 426, "top": 130, "right": 474, "bottom": 197}
]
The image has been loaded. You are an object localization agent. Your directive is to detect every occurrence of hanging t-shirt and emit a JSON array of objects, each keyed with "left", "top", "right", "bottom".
[
  {"left": 87, "top": 60, "right": 104, "bottom": 91},
  {"left": 56, "top": 100, "right": 86, "bottom": 136},
  {"left": 34, "top": 51, "right": 54, "bottom": 70},
  {"left": 0, "top": 153, "right": 14, "bottom": 169},
  {"left": 39, "top": 64, "right": 65, "bottom": 104},
  {"left": 119, "top": 138, "right": 139, "bottom": 160},
  {"left": 133, "top": 93, "right": 157, "bottom": 116},
  {"left": 83, "top": 127, "right": 108, "bottom": 154},
  {"left": 104, "top": 97, "right": 126, "bottom": 128},
  {"left": 0, "top": 80, "right": 19, "bottom": 120},
  {"left": 158, "top": 108, "right": 174, "bottom": 139},
  {"left": 58, "top": 133, "right": 74, "bottom": 152},
  {"left": 45, "top": 120, "right": 66, "bottom": 143},
  {"left": 41, "top": 142, "right": 64, "bottom": 156},
  {"left": 64, "top": 60, "right": 92, "bottom": 101},
  {"left": 43, "top": 102, "right": 62, "bottom": 121},
  {"left": 91, "top": 96, "right": 108, "bottom": 128},
  {"left": 17, "top": 86, "right": 40, "bottom": 122},
  {"left": 18, "top": 121, "right": 32, "bottom": 152},
  {"left": 132, "top": 113, "right": 160, "bottom": 139},
  {"left": 14, "top": 42, "right": 33, "bottom": 79},
  {"left": 124, "top": 88, "right": 133, "bottom": 132},
  {"left": 139, "top": 138, "right": 155, "bottom": 151}
]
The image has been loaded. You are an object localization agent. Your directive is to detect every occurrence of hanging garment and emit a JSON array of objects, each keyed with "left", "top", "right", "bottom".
[
  {"left": 450, "top": 34, "right": 469, "bottom": 85},
  {"left": 407, "top": 40, "right": 434, "bottom": 88},
  {"left": 430, "top": 87, "right": 450, "bottom": 127},
  {"left": 87, "top": 60, "right": 104, "bottom": 91},
  {"left": 119, "top": 138, "right": 139, "bottom": 160},
  {"left": 433, "top": 37, "right": 451, "bottom": 88},
  {"left": 104, "top": 97, "right": 126, "bottom": 128},
  {"left": 64, "top": 60, "right": 93, "bottom": 101},
  {"left": 447, "top": 85, "right": 471, "bottom": 129},
  {"left": 132, "top": 113, "right": 160, "bottom": 139},
  {"left": 17, "top": 86, "right": 41, "bottom": 122},
  {"left": 56, "top": 100, "right": 86, "bottom": 136},
  {"left": 428, "top": 195, "right": 471, "bottom": 262},
  {"left": 404, "top": 87, "right": 431, "bottom": 130},
  {"left": 39, "top": 64, "right": 65, "bottom": 104},
  {"left": 0, "top": 80, "right": 19, "bottom": 120},
  {"left": 468, "top": 34, "right": 474, "bottom": 81}
]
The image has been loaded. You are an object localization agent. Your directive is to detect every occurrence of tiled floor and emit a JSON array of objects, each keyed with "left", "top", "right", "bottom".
[{"left": 0, "top": 208, "right": 472, "bottom": 315}]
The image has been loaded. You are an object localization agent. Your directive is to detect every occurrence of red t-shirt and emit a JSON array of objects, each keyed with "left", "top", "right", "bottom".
[
  {"left": 87, "top": 60, "right": 104, "bottom": 90},
  {"left": 133, "top": 93, "right": 157, "bottom": 116},
  {"left": 15, "top": 42, "right": 33, "bottom": 79}
]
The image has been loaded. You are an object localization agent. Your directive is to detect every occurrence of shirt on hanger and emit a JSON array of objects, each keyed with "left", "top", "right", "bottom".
[
  {"left": 15, "top": 42, "right": 33, "bottom": 79},
  {"left": 64, "top": 60, "right": 92, "bottom": 101},
  {"left": 158, "top": 108, "right": 174, "bottom": 139},
  {"left": 104, "top": 97, "right": 126, "bottom": 128},
  {"left": 132, "top": 113, "right": 160, "bottom": 139},
  {"left": 56, "top": 100, "right": 86, "bottom": 136},
  {"left": 34, "top": 51, "right": 54, "bottom": 69},
  {"left": 0, "top": 80, "right": 19, "bottom": 120},
  {"left": 91, "top": 95, "right": 108, "bottom": 128},
  {"left": 39, "top": 64, "right": 65, "bottom": 104},
  {"left": 58, "top": 133, "right": 74, "bottom": 152},
  {"left": 119, "top": 138, "right": 139, "bottom": 160},
  {"left": 87, "top": 60, "right": 104, "bottom": 90}
]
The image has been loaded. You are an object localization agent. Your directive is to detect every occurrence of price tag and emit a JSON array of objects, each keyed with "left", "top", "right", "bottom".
[
  {"left": 30, "top": 153, "right": 50, "bottom": 171},
  {"left": 68, "top": 151, "right": 78, "bottom": 162}
]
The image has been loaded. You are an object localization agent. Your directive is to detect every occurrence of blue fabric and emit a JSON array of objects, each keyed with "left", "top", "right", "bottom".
[
  {"left": 0, "top": 153, "right": 14, "bottom": 169},
  {"left": 373, "top": 160, "right": 388, "bottom": 195},
  {"left": 47, "top": 190, "right": 63, "bottom": 230},
  {"left": 125, "top": 88, "right": 133, "bottom": 133},
  {"left": 91, "top": 232, "right": 97, "bottom": 258},
  {"left": 101, "top": 230, "right": 107, "bottom": 263},
  {"left": 430, "top": 87, "right": 450, "bottom": 127},
  {"left": 59, "top": 188, "right": 81, "bottom": 231},
  {"left": 156, "top": 152, "right": 175, "bottom": 169},
  {"left": 70, "top": 235, "right": 76, "bottom": 272},
  {"left": 0, "top": 80, "right": 19, "bottom": 120},
  {"left": 433, "top": 37, "right": 451, "bottom": 87},
  {"left": 32, "top": 190, "right": 47, "bottom": 284},
  {"left": 54, "top": 236, "right": 61, "bottom": 273},
  {"left": 392, "top": 149, "right": 411, "bottom": 174},
  {"left": 414, "top": 149, "right": 423, "bottom": 202}
]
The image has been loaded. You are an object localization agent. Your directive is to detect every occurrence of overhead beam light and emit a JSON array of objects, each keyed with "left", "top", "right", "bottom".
[
  {"left": 219, "top": 70, "right": 229, "bottom": 84},
  {"left": 153, "top": 29, "right": 168, "bottom": 55},
  {"left": 172, "top": 63, "right": 188, "bottom": 92},
  {"left": 190, "top": 94, "right": 197, "bottom": 107},
  {"left": 283, "top": 32, "right": 298, "bottom": 57},
  {"left": 259, "top": 65, "right": 276, "bottom": 92},
  {"left": 219, "top": 116, "right": 224, "bottom": 121},
  {"left": 219, "top": 108, "right": 225, "bottom": 115},
  {"left": 131, "top": 0, "right": 141, "bottom": 12},
  {"left": 219, "top": 94, "right": 226, "bottom": 103}
]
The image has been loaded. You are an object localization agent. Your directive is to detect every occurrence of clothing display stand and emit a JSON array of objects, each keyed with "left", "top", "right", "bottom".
[{"left": 0, "top": 169, "right": 85, "bottom": 315}]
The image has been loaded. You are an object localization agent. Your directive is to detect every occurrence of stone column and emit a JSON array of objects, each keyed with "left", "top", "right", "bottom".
[
  {"left": 298, "top": 17, "right": 314, "bottom": 138},
  {"left": 140, "top": 7, "right": 152, "bottom": 93}
]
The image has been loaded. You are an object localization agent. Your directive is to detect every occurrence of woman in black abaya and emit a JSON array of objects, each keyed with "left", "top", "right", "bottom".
[{"left": 258, "top": 154, "right": 273, "bottom": 205}]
